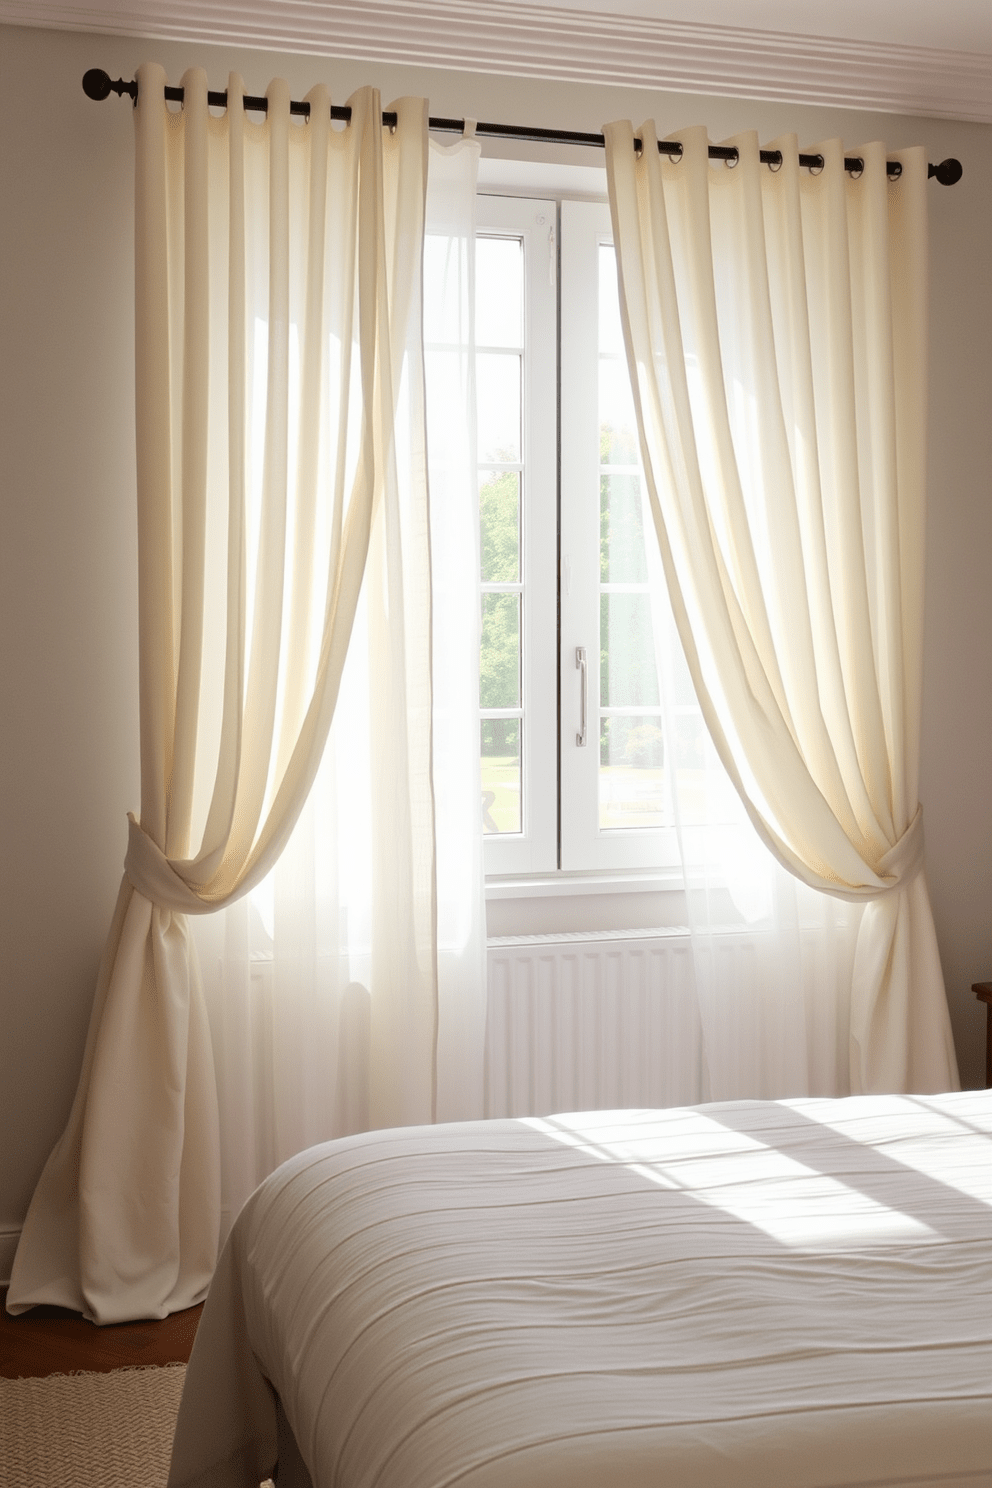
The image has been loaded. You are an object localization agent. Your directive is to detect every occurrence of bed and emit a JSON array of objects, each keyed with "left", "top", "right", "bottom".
[{"left": 167, "top": 1091, "right": 992, "bottom": 1488}]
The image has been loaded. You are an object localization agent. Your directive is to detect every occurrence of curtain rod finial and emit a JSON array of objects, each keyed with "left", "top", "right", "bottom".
[
  {"left": 82, "top": 68, "right": 111, "bottom": 100},
  {"left": 82, "top": 69, "right": 137, "bottom": 103},
  {"left": 929, "top": 157, "right": 963, "bottom": 185}
]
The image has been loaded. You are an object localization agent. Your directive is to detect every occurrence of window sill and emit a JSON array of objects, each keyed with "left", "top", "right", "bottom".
[
  {"left": 485, "top": 869, "right": 683, "bottom": 900},
  {"left": 488, "top": 924, "right": 691, "bottom": 947}
]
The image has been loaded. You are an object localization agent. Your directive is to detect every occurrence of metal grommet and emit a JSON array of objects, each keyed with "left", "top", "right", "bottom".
[
  {"left": 670, "top": 141, "right": 683, "bottom": 164},
  {"left": 725, "top": 147, "right": 740, "bottom": 169},
  {"left": 808, "top": 154, "right": 824, "bottom": 176},
  {"left": 847, "top": 157, "right": 864, "bottom": 180},
  {"left": 766, "top": 150, "right": 783, "bottom": 173}
]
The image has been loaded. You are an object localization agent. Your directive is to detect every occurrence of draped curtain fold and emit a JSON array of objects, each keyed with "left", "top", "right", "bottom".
[
  {"left": 9, "top": 65, "right": 434, "bottom": 1323},
  {"left": 603, "top": 122, "right": 958, "bottom": 1093}
]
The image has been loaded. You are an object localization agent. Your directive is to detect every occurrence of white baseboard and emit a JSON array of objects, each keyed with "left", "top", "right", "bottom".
[{"left": 0, "top": 1227, "right": 22, "bottom": 1288}]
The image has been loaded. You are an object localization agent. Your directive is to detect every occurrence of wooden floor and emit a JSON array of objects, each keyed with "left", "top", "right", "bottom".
[{"left": 0, "top": 1287, "right": 202, "bottom": 1378}]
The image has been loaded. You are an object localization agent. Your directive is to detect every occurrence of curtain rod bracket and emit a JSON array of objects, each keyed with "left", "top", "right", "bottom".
[{"left": 79, "top": 70, "right": 963, "bottom": 184}]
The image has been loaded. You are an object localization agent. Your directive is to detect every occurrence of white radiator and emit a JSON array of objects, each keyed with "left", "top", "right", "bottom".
[{"left": 485, "top": 928, "right": 707, "bottom": 1118}]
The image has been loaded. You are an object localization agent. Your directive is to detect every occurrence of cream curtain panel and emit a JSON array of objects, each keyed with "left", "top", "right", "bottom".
[
  {"left": 603, "top": 122, "right": 958, "bottom": 1094},
  {"left": 10, "top": 66, "right": 433, "bottom": 1323}
]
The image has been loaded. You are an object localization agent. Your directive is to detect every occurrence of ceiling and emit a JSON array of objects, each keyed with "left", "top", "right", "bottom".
[{"left": 2, "top": 0, "right": 990, "bottom": 121}]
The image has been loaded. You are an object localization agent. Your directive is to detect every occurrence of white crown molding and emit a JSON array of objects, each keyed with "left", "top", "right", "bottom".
[{"left": 3, "top": 0, "right": 991, "bottom": 122}]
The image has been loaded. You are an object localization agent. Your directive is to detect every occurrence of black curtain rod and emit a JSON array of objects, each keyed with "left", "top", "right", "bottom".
[{"left": 82, "top": 69, "right": 964, "bottom": 186}]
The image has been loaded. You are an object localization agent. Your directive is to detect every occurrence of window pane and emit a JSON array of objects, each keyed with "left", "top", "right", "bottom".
[
  {"left": 600, "top": 472, "right": 648, "bottom": 584},
  {"left": 600, "top": 593, "right": 660, "bottom": 708},
  {"left": 598, "top": 244, "right": 624, "bottom": 355},
  {"left": 599, "top": 715, "right": 666, "bottom": 830},
  {"left": 481, "top": 593, "right": 520, "bottom": 708},
  {"left": 481, "top": 718, "right": 521, "bottom": 834},
  {"left": 477, "top": 237, "right": 523, "bottom": 348},
  {"left": 598, "top": 357, "right": 640, "bottom": 465},
  {"left": 480, "top": 470, "right": 520, "bottom": 582},
  {"left": 477, "top": 352, "right": 521, "bottom": 462}
]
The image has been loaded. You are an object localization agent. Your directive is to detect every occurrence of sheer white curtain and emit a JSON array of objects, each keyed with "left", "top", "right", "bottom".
[
  {"left": 641, "top": 531, "right": 862, "bottom": 1102},
  {"left": 597, "top": 229, "right": 861, "bottom": 1102},
  {"left": 193, "top": 137, "right": 486, "bottom": 1236},
  {"left": 10, "top": 67, "right": 434, "bottom": 1323},
  {"left": 605, "top": 121, "right": 958, "bottom": 1094},
  {"left": 422, "top": 138, "right": 489, "bottom": 1126}
]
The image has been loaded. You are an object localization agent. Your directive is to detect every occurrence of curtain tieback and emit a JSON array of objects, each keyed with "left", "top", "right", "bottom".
[
  {"left": 124, "top": 813, "right": 213, "bottom": 914},
  {"left": 873, "top": 806, "right": 925, "bottom": 895}
]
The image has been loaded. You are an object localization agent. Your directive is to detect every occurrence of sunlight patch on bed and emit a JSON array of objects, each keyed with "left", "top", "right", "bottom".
[
  {"left": 523, "top": 1110, "right": 942, "bottom": 1250},
  {"left": 781, "top": 1093, "right": 992, "bottom": 1211}
]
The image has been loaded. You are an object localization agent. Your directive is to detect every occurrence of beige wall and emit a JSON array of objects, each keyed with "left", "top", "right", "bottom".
[{"left": 1, "top": 21, "right": 989, "bottom": 1254}]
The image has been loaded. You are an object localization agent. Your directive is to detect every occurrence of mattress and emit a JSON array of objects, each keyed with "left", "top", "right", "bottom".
[{"left": 168, "top": 1091, "right": 992, "bottom": 1487}]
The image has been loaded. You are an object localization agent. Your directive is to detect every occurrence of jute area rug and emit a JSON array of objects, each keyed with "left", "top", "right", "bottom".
[{"left": 0, "top": 1363, "right": 186, "bottom": 1488}]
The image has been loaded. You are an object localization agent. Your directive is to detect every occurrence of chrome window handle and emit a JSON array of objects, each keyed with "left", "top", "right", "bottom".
[{"left": 576, "top": 646, "right": 587, "bottom": 747}]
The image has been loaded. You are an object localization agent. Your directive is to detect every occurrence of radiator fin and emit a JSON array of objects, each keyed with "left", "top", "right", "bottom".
[{"left": 485, "top": 935, "right": 705, "bottom": 1117}]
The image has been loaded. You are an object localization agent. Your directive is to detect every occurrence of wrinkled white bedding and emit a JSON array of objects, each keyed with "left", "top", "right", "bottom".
[{"left": 168, "top": 1092, "right": 992, "bottom": 1488}]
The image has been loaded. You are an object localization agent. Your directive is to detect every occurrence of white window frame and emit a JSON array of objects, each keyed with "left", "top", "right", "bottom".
[
  {"left": 476, "top": 186, "right": 692, "bottom": 890},
  {"left": 559, "top": 200, "right": 682, "bottom": 873},
  {"left": 477, "top": 194, "right": 558, "bottom": 877}
]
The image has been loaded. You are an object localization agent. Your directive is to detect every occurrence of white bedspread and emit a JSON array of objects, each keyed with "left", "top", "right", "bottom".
[{"left": 168, "top": 1092, "right": 992, "bottom": 1488}]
